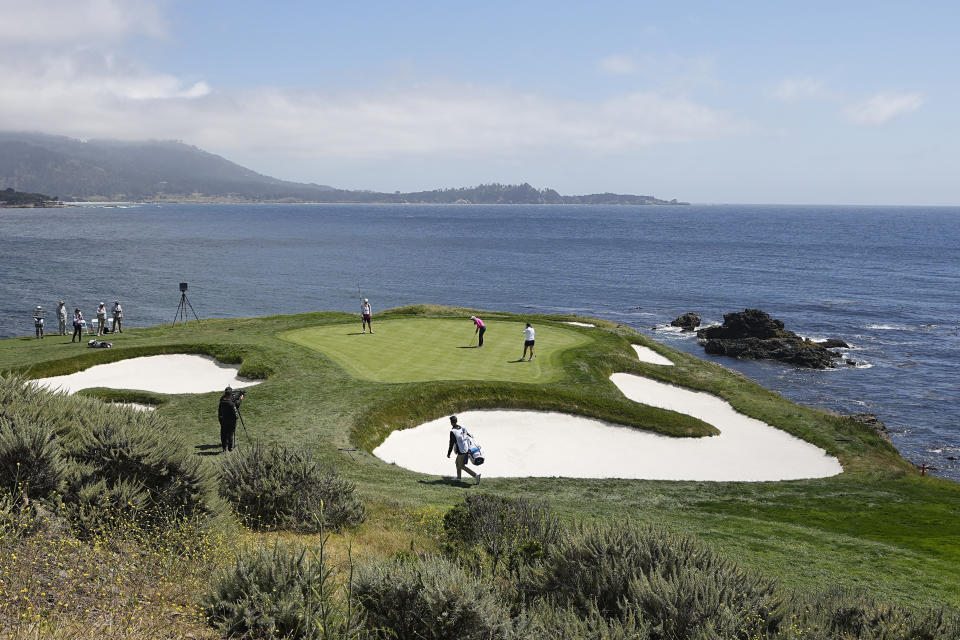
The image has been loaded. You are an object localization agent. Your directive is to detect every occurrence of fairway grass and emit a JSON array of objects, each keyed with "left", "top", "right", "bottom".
[{"left": 280, "top": 318, "right": 592, "bottom": 383}]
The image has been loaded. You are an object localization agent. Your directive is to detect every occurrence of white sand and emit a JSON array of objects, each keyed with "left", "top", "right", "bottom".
[
  {"left": 33, "top": 354, "right": 262, "bottom": 395},
  {"left": 562, "top": 321, "right": 595, "bottom": 327},
  {"left": 632, "top": 344, "right": 674, "bottom": 366},
  {"left": 374, "top": 373, "right": 842, "bottom": 481},
  {"left": 114, "top": 402, "right": 157, "bottom": 412}
]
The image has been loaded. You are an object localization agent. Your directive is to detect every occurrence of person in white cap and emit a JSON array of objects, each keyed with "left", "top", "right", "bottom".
[
  {"left": 361, "top": 298, "right": 373, "bottom": 333},
  {"left": 470, "top": 315, "right": 485, "bottom": 347},
  {"left": 57, "top": 301, "right": 67, "bottom": 335},
  {"left": 96, "top": 302, "right": 107, "bottom": 336},
  {"left": 112, "top": 300, "right": 123, "bottom": 333}
]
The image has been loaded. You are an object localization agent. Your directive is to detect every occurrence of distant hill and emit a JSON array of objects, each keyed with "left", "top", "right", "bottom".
[{"left": 0, "top": 131, "right": 685, "bottom": 205}]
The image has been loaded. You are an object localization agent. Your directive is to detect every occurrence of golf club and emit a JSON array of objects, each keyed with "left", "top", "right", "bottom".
[{"left": 357, "top": 283, "right": 364, "bottom": 330}]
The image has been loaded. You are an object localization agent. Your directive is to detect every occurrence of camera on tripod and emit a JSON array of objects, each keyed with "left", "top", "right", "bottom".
[
  {"left": 231, "top": 388, "right": 247, "bottom": 402},
  {"left": 173, "top": 282, "right": 200, "bottom": 325}
]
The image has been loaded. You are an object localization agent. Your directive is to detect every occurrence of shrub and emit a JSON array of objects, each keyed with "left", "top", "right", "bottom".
[
  {"left": 0, "top": 415, "right": 66, "bottom": 500},
  {"left": 443, "top": 493, "right": 561, "bottom": 576},
  {"left": 352, "top": 554, "right": 513, "bottom": 640},
  {"left": 520, "top": 602, "right": 652, "bottom": 640},
  {"left": 0, "top": 375, "right": 223, "bottom": 536},
  {"left": 65, "top": 415, "right": 221, "bottom": 535},
  {"left": 219, "top": 443, "right": 365, "bottom": 532},
  {"left": 204, "top": 541, "right": 362, "bottom": 640},
  {"left": 520, "top": 522, "right": 785, "bottom": 640},
  {"left": 786, "top": 588, "right": 960, "bottom": 640}
]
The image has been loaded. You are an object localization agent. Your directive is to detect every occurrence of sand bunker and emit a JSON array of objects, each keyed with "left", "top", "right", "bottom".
[
  {"left": 34, "top": 354, "right": 262, "bottom": 395},
  {"left": 374, "top": 373, "right": 841, "bottom": 481},
  {"left": 563, "top": 321, "right": 595, "bottom": 327},
  {"left": 632, "top": 344, "right": 674, "bottom": 366}
]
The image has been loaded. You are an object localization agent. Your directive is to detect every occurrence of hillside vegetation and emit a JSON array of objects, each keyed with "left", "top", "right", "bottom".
[
  {"left": 0, "top": 306, "right": 958, "bottom": 638},
  {"left": 0, "top": 132, "right": 684, "bottom": 204}
]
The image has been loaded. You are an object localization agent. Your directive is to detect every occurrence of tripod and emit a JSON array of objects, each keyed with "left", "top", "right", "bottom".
[{"left": 173, "top": 291, "right": 200, "bottom": 325}]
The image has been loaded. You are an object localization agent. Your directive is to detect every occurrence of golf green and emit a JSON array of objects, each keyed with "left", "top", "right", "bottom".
[{"left": 280, "top": 318, "right": 593, "bottom": 383}]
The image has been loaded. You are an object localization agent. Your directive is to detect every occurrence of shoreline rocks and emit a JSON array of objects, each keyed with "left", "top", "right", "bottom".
[
  {"left": 696, "top": 309, "right": 846, "bottom": 369},
  {"left": 845, "top": 413, "right": 893, "bottom": 444},
  {"left": 670, "top": 313, "right": 701, "bottom": 331}
]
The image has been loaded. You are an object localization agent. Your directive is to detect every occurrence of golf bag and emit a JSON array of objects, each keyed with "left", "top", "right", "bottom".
[
  {"left": 454, "top": 426, "right": 485, "bottom": 465},
  {"left": 87, "top": 339, "right": 113, "bottom": 348},
  {"left": 467, "top": 442, "right": 485, "bottom": 465}
]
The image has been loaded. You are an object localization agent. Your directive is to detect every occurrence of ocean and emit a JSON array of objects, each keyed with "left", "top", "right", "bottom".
[{"left": 2, "top": 202, "right": 958, "bottom": 481}]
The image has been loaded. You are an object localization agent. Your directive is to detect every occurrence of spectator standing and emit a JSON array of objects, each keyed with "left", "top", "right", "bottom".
[
  {"left": 57, "top": 301, "right": 67, "bottom": 335},
  {"left": 112, "top": 301, "right": 123, "bottom": 333}
]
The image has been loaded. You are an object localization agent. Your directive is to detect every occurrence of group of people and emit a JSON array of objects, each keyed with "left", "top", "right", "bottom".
[
  {"left": 359, "top": 299, "right": 535, "bottom": 360},
  {"left": 470, "top": 315, "right": 536, "bottom": 360},
  {"left": 32, "top": 300, "right": 123, "bottom": 341}
]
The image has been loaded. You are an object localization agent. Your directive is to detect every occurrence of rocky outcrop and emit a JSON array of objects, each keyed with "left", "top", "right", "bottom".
[
  {"left": 696, "top": 309, "right": 844, "bottom": 369},
  {"left": 845, "top": 413, "right": 893, "bottom": 444},
  {"left": 670, "top": 313, "right": 701, "bottom": 331},
  {"left": 813, "top": 338, "right": 850, "bottom": 349}
]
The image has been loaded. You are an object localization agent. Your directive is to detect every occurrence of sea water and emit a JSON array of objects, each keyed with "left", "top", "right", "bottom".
[{"left": 2, "top": 203, "right": 958, "bottom": 480}]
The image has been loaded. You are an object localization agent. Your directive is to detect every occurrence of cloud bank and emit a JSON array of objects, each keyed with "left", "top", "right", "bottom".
[
  {"left": 843, "top": 92, "right": 924, "bottom": 126},
  {"left": 0, "top": 49, "right": 744, "bottom": 160}
]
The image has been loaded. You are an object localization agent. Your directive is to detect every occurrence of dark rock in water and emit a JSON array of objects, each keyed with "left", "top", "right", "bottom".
[
  {"left": 697, "top": 308, "right": 785, "bottom": 340},
  {"left": 845, "top": 413, "right": 893, "bottom": 444},
  {"left": 670, "top": 313, "right": 701, "bottom": 331},
  {"left": 696, "top": 309, "right": 842, "bottom": 369},
  {"left": 814, "top": 338, "right": 850, "bottom": 348}
]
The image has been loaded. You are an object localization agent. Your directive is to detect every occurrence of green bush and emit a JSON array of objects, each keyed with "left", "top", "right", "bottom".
[
  {"left": 65, "top": 415, "right": 220, "bottom": 535},
  {"left": 0, "top": 415, "right": 66, "bottom": 500},
  {"left": 0, "top": 374, "right": 222, "bottom": 535},
  {"left": 784, "top": 588, "right": 960, "bottom": 640},
  {"left": 204, "top": 541, "right": 363, "bottom": 640},
  {"left": 443, "top": 493, "right": 561, "bottom": 576},
  {"left": 219, "top": 443, "right": 365, "bottom": 532},
  {"left": 520, "top": 522, "right": 785, "bottom": 640},
  {"left": 520, "top": 602, "right": 652, "bottom": 640},
  {"left": 352, "top": 554, "right": 513, "bottom": 640}
]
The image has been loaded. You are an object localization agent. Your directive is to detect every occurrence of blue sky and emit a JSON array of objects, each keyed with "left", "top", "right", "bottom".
[{"left": 1, "top": 0, "right": 957, "bottom": 204}]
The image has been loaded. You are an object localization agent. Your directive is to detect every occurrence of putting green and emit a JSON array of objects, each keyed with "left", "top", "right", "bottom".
[{"left": 280, "top": 318, "right": 593, "bottom": 383}]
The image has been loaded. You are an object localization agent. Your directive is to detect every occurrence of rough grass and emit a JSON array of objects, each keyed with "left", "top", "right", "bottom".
[{"left": 0, "top": 305, "right": 958, "bottom": 607}]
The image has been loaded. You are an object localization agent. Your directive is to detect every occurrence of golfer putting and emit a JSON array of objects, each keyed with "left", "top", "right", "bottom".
[
  {"left": 470, "top": 315, "right": 485, "bottom": 347},
  {"left": 446, "top": 415, "right": 480, "bottom": 485}
]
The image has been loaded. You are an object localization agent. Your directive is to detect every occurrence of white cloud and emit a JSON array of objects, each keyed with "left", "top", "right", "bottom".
[
  {"left": 0, "top": 0, "right": 165, "bottom": 44},
  {"left": 843, "top": 92, "right": 924, "bottom": 126},
  {"left": 772, "top": 77, "right": 828, "bottom": 102},
  {"left": 599, "top": 54, "right": 637, "bottom": 76},
  {"left": 0, "top": 50, "right": 746, "bottom": 161}
]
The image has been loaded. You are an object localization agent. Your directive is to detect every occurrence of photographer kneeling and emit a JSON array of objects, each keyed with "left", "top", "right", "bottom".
[{"left": 218, "top": 386, "right": 245, "bottom": 452}]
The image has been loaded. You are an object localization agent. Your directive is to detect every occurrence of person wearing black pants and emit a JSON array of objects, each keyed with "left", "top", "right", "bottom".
[
  {"left": 71, "top": 309, "right": 83, "bottom": 343},
  {"left": 218, "top": 386, "right": 244, "bottom": 452},
  {"left": 470, "top": 315, "right": 486, "bottom": 347}
]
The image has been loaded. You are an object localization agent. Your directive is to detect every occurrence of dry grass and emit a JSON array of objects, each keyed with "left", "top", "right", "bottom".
[{"left": 0, "top": 503, "right": 230, "bottom": 640}]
